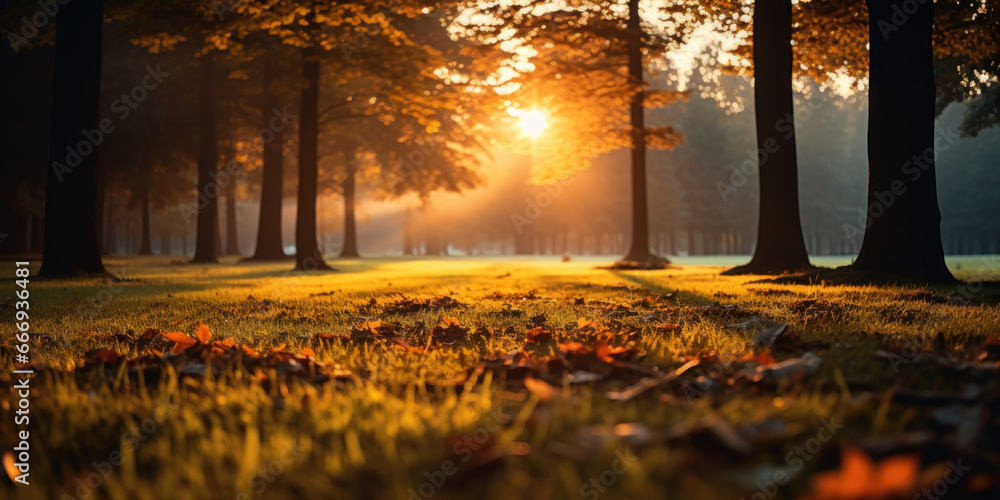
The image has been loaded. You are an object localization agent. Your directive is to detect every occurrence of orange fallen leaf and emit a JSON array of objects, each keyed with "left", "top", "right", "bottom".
[
  {"left": 742, "top": 350, "right": 777, "bottom": 366},
  {"left": 523, "top": 376, "right": 561, "bottom": 403},
  {"left": 557, "top": 342, "right": 585, "bottom": 355},
  {"left": 163, "top": 331, "right": 195, "bottom": 345},
  {"left": 300, "top": 347, "right": 316, "bottom": 358},
  {"left": 807, "top": 447, "right": 919, "bottom": 500},
  {"left": 162, "top": 331, "right": 197, "bottom": 353},
  {"left": 195, "top": 324, "right": 211, "bottom": 343},
  {"left": 2, "top": 451, "right": 21, "bottom": 483},
  {"left": 525, "top": 327, "right": 553, "bottom": 345}
]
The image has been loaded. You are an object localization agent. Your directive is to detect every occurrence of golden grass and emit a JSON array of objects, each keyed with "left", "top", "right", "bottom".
[{"left": 1, "top": 256, "right": 998, "bottom": 499}]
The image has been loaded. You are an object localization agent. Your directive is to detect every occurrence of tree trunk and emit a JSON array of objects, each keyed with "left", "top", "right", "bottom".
[
  {"left": 619, "top": 0, "right": 666, "bottom": 267},
  {"left": 294, "top": 47, "right": 330, "bottom": 270},
  {"left": 104, "top": 195, "right": 117, "bottom": 254},
  {"left": 723, "top": 0, "right": 812, "bottom": 275},
  {"left": 97, "top": 164, "right": 106, "bottom": 255},
  {"left": 137, "top": 174, "right": 153, "bottom": 255},
  {"left": 223, "top": 177, "right": 240, "bottom": 255},
  {"left": 191, "top": 53, "right": 219, "bottom": 263},
  {"left": 402, "top": 208, "right": 414, "bottom": 255},
  {"left": 250, "top": 62, "right": 287, "bottom": 260},
  {"left": 339, "top": 144, "right": 360, "bottom": 258},
  {"left": 850, "top": 0, "right": 953, "bottom": 282},
  {"left": 159, "top": 232, "right": 170, "bottom": 256},
  {"left": 514, "top": 223, "right": 535, "bottom": 255},
  {"left": 426, "top": 232, "right": 444, "bottom": 256},
  {"left": 38, "top": 0, "right": 107, "bottom": 277}
]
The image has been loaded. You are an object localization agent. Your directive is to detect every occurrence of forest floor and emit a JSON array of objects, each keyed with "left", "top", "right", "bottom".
[{"left": 2, "top": 255, "right": 1000, "bottom": 500}]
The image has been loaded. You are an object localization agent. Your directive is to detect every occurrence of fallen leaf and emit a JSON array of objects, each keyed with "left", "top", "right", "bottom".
[
  {"left": 807, "top": 447, "right": 918, "bottom": 500},
  {"left": 525, "top": 327, "right": 554, "bottom": 345},
  {"left": 163, "top": 331, "right": 196, "bottom": 346},
  {"left": 2, "top": 451, "right": 21, "bottom": 483},
  {"left": 195, "top": 324, "right": 211, "bottom": 343},
  {"left": 524, "top": 376, "right": 561, "bottom": 403}
]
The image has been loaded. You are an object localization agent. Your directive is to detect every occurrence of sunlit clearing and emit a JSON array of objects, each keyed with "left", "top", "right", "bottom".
[{"left": 510, "top": 108, "right": 549, "bottom": 138}]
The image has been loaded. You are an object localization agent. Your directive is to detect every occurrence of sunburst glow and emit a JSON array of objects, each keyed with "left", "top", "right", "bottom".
[{"left": 512, "top": 108, "right": 549, "bottom": 138}]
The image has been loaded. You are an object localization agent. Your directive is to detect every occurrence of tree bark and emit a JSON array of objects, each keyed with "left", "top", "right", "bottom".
[
  {"left": 402, "top": 208, "right": 414, "bottom": 255},
  {"left": 223, "top": 177, "right": 240, "bottom": 255},
  {"left": 159, "top": 232, "right": 170, "bottom": 256},
  {"left": 339, "top": 143, "right": 360, "bottom": 258},
  {"left": 514, "top": 223, "right": 535, "bottom": 255},
  {"left": 137, "top": 173, "right": 153, "bottom": 255},
  {"left": 97, "top": 164, "right": 106, "bottom": 255},
  {"left": 38, "top": 0, "right": 107, "bottom": 277},
  {"left": 619, "top": 0, "right": 666, "bottom": 267},
  {"left": 104, "top": 194, "right": 116, "bottom": 254},
  {"left": 425, "top": 232, "right": 444, "bottom": 256},
  {"left": 850, "top": 0, "right": 953, "bottom": 282},
  {"left": 294, "top": 47, "right": 331, "bottom": 270},
  {"left": 250, "top": 63, "right": 287, "bottom": 260},
  {"left": 723, "top": 0, "right": 812, "bottom": 276},
  {"left": 191, "top": 53, "right": 219, "bottom": 263}
]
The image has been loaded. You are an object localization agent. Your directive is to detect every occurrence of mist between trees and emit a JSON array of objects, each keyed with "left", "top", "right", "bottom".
[{"left": 0, "top": 0, "right": 997, "bottom": 266}]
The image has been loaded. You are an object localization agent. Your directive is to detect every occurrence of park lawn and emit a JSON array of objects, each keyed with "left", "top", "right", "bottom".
[{"left": 1, "top": 255, "right": 999, "bottom": 500}]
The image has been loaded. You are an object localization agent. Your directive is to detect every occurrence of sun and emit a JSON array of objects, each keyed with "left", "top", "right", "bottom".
[{"left": 510, "top": 108, "right": 549, "bottom": 139}]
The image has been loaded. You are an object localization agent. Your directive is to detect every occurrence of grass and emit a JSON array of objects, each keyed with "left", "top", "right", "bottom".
[{"left": 1, "top": 255, "right": 999, "bottom": 500}]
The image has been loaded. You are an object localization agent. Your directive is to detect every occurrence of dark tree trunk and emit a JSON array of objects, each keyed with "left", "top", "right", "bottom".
[
  {"left": 425, "top": 232, "right": 444, "bottom": 256},
  {"left": 38, "top": 0, "right": 107, "bottom": 277},
  {"left": 339, "top": 144, "right": 360, "bottom": 258},
  {"left": 850, "top": 0, "right": 953, "bottom": 282},
  {"left": 159, "top": 232, "right": 170, "bottom": 256},
  {"left": 250, "top": 62, "right": 287, "bottom": 260},
  {"left": 514, "top": 226, "right": 534, "bottom": 255},
  {"left": 402, "top": 208, "right": 414, "bottom": 255},
  {"left": 137, "top": 174, "right": 153, "bottom": 255},
  {"left": 619, "top": 0, "right": 666, "bottom": 268},
  {"left": 223, "top": 178, "right": 240, "bottom": 255},
  {"left": 104, "top": 195, "right": 116, "bottom": 254},
  {"left": 191, "top": 53, "right": 219, "bottom": 263},
  {"left": 294, "top": 47, "right": 330, "bottom": 270},
  {"left": 215, "top": 213, "right": 224, "bottom": 257},
  {"left": 723, "top": 0, "right": 812, "bottom": 276},
  {"left": 97, "top": 165, "right": 106, "bottom": 254}
]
